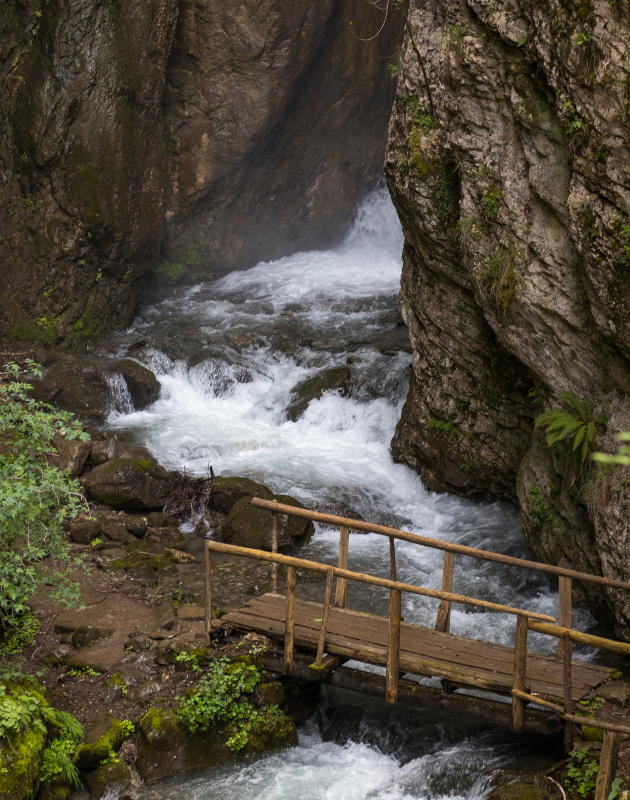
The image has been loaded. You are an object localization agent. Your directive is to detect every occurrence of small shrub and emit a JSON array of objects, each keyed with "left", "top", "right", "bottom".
[
  {"left": 481, "top": 187, "right": 501, "bottom": 219},
  {"left": 535, "top": 393, "right": 607, "bottom": 472},
  {"left": 565, "top": 748, "right": 598, "bottom": 798},
  {"left": 529, "top": 487, "right": 550, "bottom": 529}
]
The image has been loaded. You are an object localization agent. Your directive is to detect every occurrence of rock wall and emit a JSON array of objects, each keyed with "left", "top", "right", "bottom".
[
  {"left": 386, "top": 0, "right": 630, "bottom": 635},
  {"left": 0, "top": 0, "right": 403, "bottom": 343}
]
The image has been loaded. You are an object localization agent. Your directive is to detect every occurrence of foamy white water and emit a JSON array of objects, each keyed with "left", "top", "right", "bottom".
[{"left": 100, "top": 188, "right": 588, "bottom": 797}]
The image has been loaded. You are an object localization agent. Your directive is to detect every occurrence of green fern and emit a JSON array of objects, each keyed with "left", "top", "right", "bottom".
[
  {"left": 592, "top": 432, "right": 630, "bottom": 466},
  {"left": 535, "top": 393, "right": 606, "bottom": 470},
  {"left": 40, "top": 709, "right": 83, "bottom": 788}
]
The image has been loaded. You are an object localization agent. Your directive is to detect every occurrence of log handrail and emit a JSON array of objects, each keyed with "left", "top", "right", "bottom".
[
  {"left": 204, "top": 540, "right": 555, "bottom": 621},
  {"left": 251, "top": 498, "right": 630, "bottom": 592}
]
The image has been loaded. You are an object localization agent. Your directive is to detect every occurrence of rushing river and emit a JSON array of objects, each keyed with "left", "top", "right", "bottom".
[{"left": 98, "top": 188, "right": 596, "bottom": 799}]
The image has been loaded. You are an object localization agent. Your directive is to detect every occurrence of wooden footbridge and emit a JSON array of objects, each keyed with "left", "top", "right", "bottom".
[{"left": 204, "top": 498, "right": 630, "bottom": 797}]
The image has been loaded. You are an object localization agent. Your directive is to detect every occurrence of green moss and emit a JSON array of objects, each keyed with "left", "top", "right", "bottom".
[
  {"left": 66, "top": 304, "right": 103, "bottom": 345},
  {"left": 73, "top": 719, "right": 124, "bottom": 770},
  {"left": 85, "top": 761, "right": 130, "bottom": 800},
  {"left": 0, "top": 724, "right": 46, "bottom": 800},
  {"left": 153, "top": 241, "right": 207, "bottom": 285},
  {"left": 246, "top": 708, "right": 297, "bottom": 751},
  {"left": 7, "top": 314, "right": 61, "bottom": 346},
  {"left": 134, "top": 459, "right": 155, "bottom": 473}
]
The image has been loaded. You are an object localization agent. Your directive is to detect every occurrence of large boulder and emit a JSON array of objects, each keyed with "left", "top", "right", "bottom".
[
  {"left": 34, "top": 358, "right": 113, "bottom": 420},
  {"left": 211, "top": 476, "right": 274, "bottom": 515},
  {"left": 136, "top": 706, "right": 297, "bottom": 783},
  {"left": 90, "top": 438, "right": 153, "bottom": 466},
  {"left": 84, "top": 761, "right": 131, "bottom": 800},
  {"left": 85, "top": 458, "right": 180, "bottom": 510},
  {"left": 286, "top": 367, "right": 351, "bottom": 421},
  {"left": 74, "top": 715, "right": 125, "bottom": 771},
  {"left": 49, "top": 433, "right": 92, "bottom": 477},
  {"left": 110, "top": 359, "right": 161, "bottom": 408},
  {"left": 221, "top": 494, "right": 314, "bottom": 550},
  {"left": 0, "top": 723, "right": 46, "bottom": 800}
]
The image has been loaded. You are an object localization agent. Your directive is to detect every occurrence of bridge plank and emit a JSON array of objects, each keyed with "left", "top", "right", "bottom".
[{"left": 223, "top": 594, "right": 612, "bottom": 702}]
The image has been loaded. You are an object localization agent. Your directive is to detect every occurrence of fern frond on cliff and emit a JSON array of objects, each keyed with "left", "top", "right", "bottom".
[{"left": 534, "top": 392, "right": 606, "bottom": 469}]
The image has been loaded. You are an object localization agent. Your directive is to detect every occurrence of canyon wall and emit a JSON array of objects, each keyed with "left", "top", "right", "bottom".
[
  {"left": 0, "top": 0, "right": 402, "bottom": 343},
  {"left": 386, "top": 0, "right": 630, "bottom": 634}
]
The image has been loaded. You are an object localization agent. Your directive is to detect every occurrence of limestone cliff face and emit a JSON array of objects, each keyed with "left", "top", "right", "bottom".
[
  {"left": 0, "top": 0, "right": 402, "bottom": 342},
  {"left": 386, "top": 0, "right": 630, "bottom": 635}
]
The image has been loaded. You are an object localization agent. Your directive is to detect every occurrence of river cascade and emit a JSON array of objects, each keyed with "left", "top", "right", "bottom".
[{"left": 98, "top": 189, "right": 596, "bottom": 799}]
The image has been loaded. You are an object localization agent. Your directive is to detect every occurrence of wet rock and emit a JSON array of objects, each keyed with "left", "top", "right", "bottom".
[
  {"left": 146, "top": 512, "right": 179, "bottom": 528},
  {"left": 221, "top": 494, "right": 314, "bottom": 550},
  {"left": 49, "top": 433, "right": 92, "bottom": 477},
  {"left": 487, "top": 774, "right": 550, "bottom": 800},
  {"left": 45, "top": 645, "right": 73, "bottom": 667},
  {"left": 85, "top": 458, "right": 180, "bottom": 510},
  {"left": 126, "top": 680, "right": 162, "bottom": 706},
  {"left": 0, "top": 723, "right": 46, "bottom": 800},
  {"left": 70, "top": 520, "right": 102, "bottom": 545},
  {"left": 100, "top": 520, "right": 137, "bottom": 545},
  {"left": 33, "top": 359, "right": 113, "bottom": 420},
  {"left": 136, "top": 705, "right": 297, "bottom": 783},
  {"left": 90, "top": 438, "right": 153, "bottom": 467},
  {"left": 74, "top": 715, "right": 125, "bottom": 770},
  {"left": 72, "top": 625, "right": 114, "bottom": 649},
  {"left": 124, "top": 515, "right": 148, "bottom": 537},
  {"left": 104, "top": 684, "right": 123, "bottom": 703},
  {"left": 253, "top": 681, "right": 285, "bottom": 708},
  {"left": 144, "top": 527, "right": 187, "bottom": 552},
  {"left": 596, "top": 681, "right": 630, "bottom": 707},
  {"left": 85, "top": 760, "right": 131, "bottom": 800},
  {"left": 285, "top": 367, "right": 351, "bottom": 421},
  {"left": 211, "top": 476, "right": 274, "bottom": 515},
  {"left": 110, "top": 359, "right": 161, "bottom": 409},
  {"left": 126, "top": 635, "right": 152, "bottom": 652}
]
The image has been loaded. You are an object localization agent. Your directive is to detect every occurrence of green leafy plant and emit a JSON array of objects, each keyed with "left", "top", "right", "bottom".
[
  {"left": 175, "top": 651, "right": 202, "bottom": 672},
  {"left": 592, "top": 432, "right": 630, "bottom": 466},
  {"left": 121, "top": 719, "right": 135, "bottom": 737},
  {"left": 427, "top": 419, "right": 458, "bottom": 441},
  {"left": 177, "top": 657, "right": 263, "bottom": 750},
  {"left": 481, "top": 186, "right": 501, "bottom": 219},
  {"left": 40, "top": 709, "right": 84, "bottom": 789},
  {"left": 0, "top": 682, "right": 45, "bottom": 739},
  {"left": 607, "top": 778, "right": 625, "bottom": 800},
  {"left": 535, "top": 393, "right": 607, "bottom": 472},
  {"left": 0, "top": 361, "right": 89, "bottom": 632},
  {"left": 529, "top": 486, "right": 550, "bottom": 529},
  {"left": 99, "top": 749, "right": 122, "bottom": 766},
  {"left": 66, "top": 666, "right": 100, "bottom": 678},
  {"left": 0, "top": 614, "right": 39, "bottom": 656},
  {"left": 565, "top": 748, "right": 599, "bottom": 798}
]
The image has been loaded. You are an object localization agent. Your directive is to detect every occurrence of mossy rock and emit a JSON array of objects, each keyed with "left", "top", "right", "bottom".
[
  {"left": 35, "top": 784, "right": 71, "bottom": 800},
  {"left": 246, "top": 708, "right": 297, "bottom": 751},
  {"left": 487, "top": 773, "right": 550, "bottom": 800},
  {"left": 0, "top": 725, "right": 46, "bottom": 800},
  {"left": 85, "top": 761, "right": 130, "bottom": 800},
  {"left": 85, "top": 458, "right": 180, "bottom": 510},
  {"left": 211, "top": 476, "right": 274, "bottom": 515},
  {"left": 73, "top": 716, "right": 124, "bottom": 770},
  {"left": 221, "top": 494, "right": 314, "bottom": 550},
  {"left": 31, "top": 358, "right": 113, "bottom": 420},
  {"left": 110, "top": 359, "right": 160, "bottom": 410}
]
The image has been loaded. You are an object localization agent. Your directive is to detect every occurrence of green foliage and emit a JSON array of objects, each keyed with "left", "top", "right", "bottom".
[
  {"left": 177, "top": 657, "right": 265, "bottom": 751},
  {"left": 99, "top": 749, "right": 122, "bottom": 766},
  {"left": 592, "top": 431, "right": 630, "bottom": 465},
  {"left": 40, "top": 709, "right": 84, "bottom": 789},
  {"left": 535, "top": 393, "right": 607, "bottom": 472},
  {"left": 481, "top": 186, "right": 501, "bottom": 219},
  {"left": 607, "top": 778, "right": 625, "bottom": 800},
  {"left": 440, "top": 24, "right": 468, "bottom": 48},
  {"left": 528, "top": 387, "right": 542, "bottom": 405},
  {"left": 66, "top": 667, "right": 100, "bottom": 678},
  {"left": 0, "top": 615, "right": 38, "bottom": 656},
  {"left": 565, "top": 748, "right": 599, "bottom": 798},
  {"left": 529, "top": 486, "right": 550, "bottom": 529},
  {"left": 427, "top": 418, "right": 457, "bottom": 441},
  {"left": 0, "top": 362, "right": 89, "bottom": 629},
  {"left": 453, "top": 216, "right": 486, "bottom": 243},
  {"left": 482, "top": 247, "right": 517, "bottom": 314},
  {"left": 0, "top": 683, "right": 45, "bottom": 739},
  {"left": 175, "top": 651, "right": 202, "bottom": 672},
  {"left": 121, "top": 720, "right": 135, "bottom": 738},
  {"left": 399, "top": 94, "right": 433, "bottom": 134}
]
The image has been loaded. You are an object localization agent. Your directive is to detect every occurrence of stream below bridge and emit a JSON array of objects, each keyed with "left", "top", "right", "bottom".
[{"left": 96, "top": 188, "right": 601, "bottom": 800}]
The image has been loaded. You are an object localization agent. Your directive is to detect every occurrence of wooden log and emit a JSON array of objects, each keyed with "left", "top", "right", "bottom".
[
  {"left": 512, "top": 690, "right": 630, "bottom": 736},
  {"left": 335, "top": 525, "right": 350, "bottom": 609},
  {"left": 284, "top": 566, "right": 296, "bottom": 675},
  {"left": 595, "top": 731, "right": 621, "bottom": 800},
  {"left": 512, "top": 615, "right": 528, "bottom": 733},
  {"left": 205, "top": 540, "right": 556, "bottom": 622},
  {"left": 435, "top": 551, "right": 455, "bottom": 634},
  {"left": 205, "top": 542, "right": 212, "bottom": 646},
  {"left": 316, "top": 568, "right": 334, "bottom": 666},
  {"left": 527, "top": 620, "right": 630, "bottom": 657},
  {"left": 563, "top": 632, "right": 573, "bottom": 754},
  {"left": 390, "top": 536, "right": 397, "bottom": 582},
  {"left": 250, "top": 498, "right": 630, "bottom": 592},
  {"left": 558, "top": 576, "right": 573, "bottom": 658},
  {"left": 271, "top": 509, "right": 278, "bottom": 594},
  {"left": 385, "top": 589, "right": 401, "bottom": 703}
]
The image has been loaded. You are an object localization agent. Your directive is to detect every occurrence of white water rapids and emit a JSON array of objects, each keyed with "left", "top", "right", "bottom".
[{"left": 99, "top": 188, "right": 597, "bottom": 799}]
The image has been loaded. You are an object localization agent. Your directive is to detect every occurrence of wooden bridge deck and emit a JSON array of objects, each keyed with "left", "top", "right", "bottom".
[{"left": 224, "top": 593, "right": 613, "bottom": 703}]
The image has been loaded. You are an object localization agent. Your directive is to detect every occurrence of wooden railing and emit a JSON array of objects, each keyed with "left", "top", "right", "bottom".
[{"left": 206, "top": 497, "right": 630, "bottom": 755}]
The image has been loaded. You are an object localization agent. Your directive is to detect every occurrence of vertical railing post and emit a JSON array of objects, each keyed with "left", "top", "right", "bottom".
[
  {"left": 594, "top": 731, "right": 621, "bottom": 800},
  {"left": 390, "top": 536, "right": 397, "bottom": 581},
  {"left": 205, "top": 542, "right": 212, "bottom": 646},
  {"left": 271, "top": 507, "right": 278, "bottom": 594},
  {"left": 435, "top": 551, "right": 455, "bottom": 633},
  {"left": 385, "top": 588, "right": 402, "bottom": 703},
  {"left": 511, "top": 615, "right": 528, "bottom": 732},
  {"left": 315, "top": 568, "right": 334, "bottom": 666},
  {"left": 563, "top": 631, "right": 573, "bottom": 753},
  {"left": 334, "top": 524, "right": 349, "bottom": 608},
  {"left": 284, "top": 565, "right": 297, "bottom": 675},
  {"left": 558, "top": 576, "right": 573, "bottom": 658}
]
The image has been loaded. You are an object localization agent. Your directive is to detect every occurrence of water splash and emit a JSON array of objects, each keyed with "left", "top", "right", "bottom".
[{"left": 105, "top": 371, "right": 134, "bottom": 418}]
